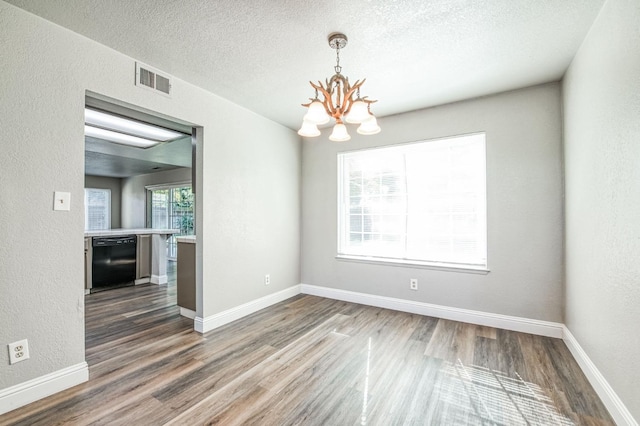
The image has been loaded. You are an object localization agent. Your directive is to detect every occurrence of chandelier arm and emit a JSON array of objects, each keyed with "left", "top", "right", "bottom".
[
  {"left": 342, "top": 79, "right": 366, "bottom": 115},
  {"left": 301, "top": 97, "right": 321, "bottom": 107},
  {"left": 335, "top": 81, "right": 344, "bottom": 116},
  {"left": 328, "top": 75, "right": 341, "bottom": 109},
  {"left": 309, "top": 81, "right": 335, "bottom": 116},
  {"left": 359, "top": 95, "right": 378, "bottom": 102},
  {"left": 329, "top": 73, "right": 353, "bottom": 117}
]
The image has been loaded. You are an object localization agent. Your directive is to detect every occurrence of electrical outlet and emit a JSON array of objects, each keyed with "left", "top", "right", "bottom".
[
  {"left": 410, "top": 278, "right": 418, "bottom": 291},
  {"left": 8, "top": 339, "right": 30, "bottom": 365},
  {"left": 265, "top": 274, "right": 270, "bottom": 285}
]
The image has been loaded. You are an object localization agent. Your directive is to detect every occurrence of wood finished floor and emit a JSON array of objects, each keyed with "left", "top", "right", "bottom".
[{"left": 2, "top": 276, "right": 613, "bottom": 425}]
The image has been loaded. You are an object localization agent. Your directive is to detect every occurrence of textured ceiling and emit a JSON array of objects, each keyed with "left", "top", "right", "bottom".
[{"left": 7, "top": 0, "right": 605, "bottom": 130}]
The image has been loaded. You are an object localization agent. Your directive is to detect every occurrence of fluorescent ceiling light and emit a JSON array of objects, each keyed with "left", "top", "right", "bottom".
[
  {"left": 84, "top": 108, "right": 184, "bottom": 142},
  {"left": 84, "top": 125, "right": 160, "bottom": 148}
]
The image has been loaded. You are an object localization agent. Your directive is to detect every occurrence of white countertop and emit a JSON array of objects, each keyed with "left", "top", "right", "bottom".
[
  {"left": 85, "top": 228, "right": 180, "bottom": 237},
  {"left": 176, "top": 235, "right": 196, "bottom": 243}
]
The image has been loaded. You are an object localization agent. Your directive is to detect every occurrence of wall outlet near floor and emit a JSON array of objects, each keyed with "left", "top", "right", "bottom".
[
  {"left": 8, "top": 339, "right": 30, "bottom": 364},
  {"left": 265, "top": 274, "right": 270, "bottom": 285},
  {"left": 410, "top": 278, "right": 418, "bottom": 291}
]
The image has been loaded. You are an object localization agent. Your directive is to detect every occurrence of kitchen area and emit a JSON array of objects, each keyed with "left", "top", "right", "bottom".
[
  {"left": 84, "top": 229, "right": 179, "bottom": 291},
  {"left": 83, "top": 97, "right": 196, "bottom": 317}
]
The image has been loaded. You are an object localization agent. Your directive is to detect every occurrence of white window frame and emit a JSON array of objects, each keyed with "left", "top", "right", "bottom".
[
  {"left": 145, "top": 181, "right": 193, "bottom": 260},
  {"left": 84, "top": 188, "right": 111, "bottom": 231},
  {"left": 337, "top": 133, "right": 488, "bottom": 272}
]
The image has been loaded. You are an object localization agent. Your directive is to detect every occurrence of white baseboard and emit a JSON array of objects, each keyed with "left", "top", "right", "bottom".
[
  {"left": 194, "top": 285, "right": 301, "bottom": 334},
  {"left": 0, "top": 362, "right": 88, "bottom": 416},
  {"left": 150, "top": 274, "right": 167, "bottom": 285},
  {"left": 562, "top": 326, "right": 638, "bottom": 426},
  {"left": 179, "top": 307, "right": 196, "bottom": 320},
  {"left": 135, "top": 277, "right": 150, "bottom": 285},
  {"left": 300, "top": 284, "right": 564, "bottom": 338}
]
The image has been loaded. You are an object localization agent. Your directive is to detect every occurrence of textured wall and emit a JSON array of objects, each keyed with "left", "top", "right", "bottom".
[
  {"left": 84, "top": 175, "right": 122, "bottom": 228},
  {"left": 0, "top": 1, "right": 301, "bottom": 392},
  {"left": 302, "top": 83, "right": 564, "bottom": 322},
  {"left": 563, "top": 0, "right": 640, "bottom": 420},
  {"left": 200, "top": 109, "right": 302, "bottom": 315}
]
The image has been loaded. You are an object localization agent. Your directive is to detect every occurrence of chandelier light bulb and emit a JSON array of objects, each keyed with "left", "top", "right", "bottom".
[
  {"left": 357, "top": 115, "right": 381, "bottom": 135},
  {"left": 297, "top": 119, "right": 321, "bottom": 137},
  {"left": 304, "top": 100, "right": 330, "bottom": 125},
  {"left": 345, "top": 99, "right": 370, "bottom": 124},
  {"left": 329, "top": 123, "right": 351, "bottom": 141}
]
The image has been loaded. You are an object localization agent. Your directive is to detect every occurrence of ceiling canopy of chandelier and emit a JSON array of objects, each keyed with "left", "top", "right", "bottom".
[{"left": 298, "top": 33, "right": 380, "bottom": 141}]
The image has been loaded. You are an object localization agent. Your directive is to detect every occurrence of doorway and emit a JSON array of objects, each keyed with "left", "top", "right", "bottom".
[{"left": 83, "top": 92, "right": 201, "bottom": 364}]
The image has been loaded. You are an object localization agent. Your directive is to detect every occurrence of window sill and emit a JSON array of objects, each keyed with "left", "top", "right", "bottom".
[{"left": 335, "top": 255, "right": 490, "bottom": 274}]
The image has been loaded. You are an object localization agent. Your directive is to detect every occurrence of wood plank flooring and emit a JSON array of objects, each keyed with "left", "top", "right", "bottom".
[{"left": 1, "top": 275, "right": 614, "bottom": 425}]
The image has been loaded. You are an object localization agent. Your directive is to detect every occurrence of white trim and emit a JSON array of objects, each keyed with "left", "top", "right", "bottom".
[
  {"left": 336, "top": 255, "right": 490, "bottom": 274},
  {"left": 0, "top": 362, "right": 88, "bottom": 415},
  {"left": 300, "top": 284, "right": 563, "bottom": 338},
  {"left": 194, "top": 285, "right": 301, "bottom": 334},
  {"left": 562, "top": 326, "right": 638, "bottom": 426},
  {"left": 144, "top": 181, "right": 191, "bottom": 191},
  {"left": 134, "top": 277, "right": 150, "bottom": 285},
  {"left": 150, "top": 274, "right": 168, "bottom": 285},
  {"left": 179, "top": 307, "right": 196, "bottom": 320}
]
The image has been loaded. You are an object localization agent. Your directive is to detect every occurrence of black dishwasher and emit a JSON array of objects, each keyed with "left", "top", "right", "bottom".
[{"left": 92, "top": 235, "right": 137, "bottom": 291}]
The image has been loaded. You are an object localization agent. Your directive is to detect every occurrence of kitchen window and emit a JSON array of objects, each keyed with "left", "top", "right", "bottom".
[
  {"left": 337, "top": 133, "right": 487, "bottom": 271},
  {"left": 84, "top": 188, "right": 111, "bottom": 230},
  {"left": 148, "top": 184, "right": 194, "bottom": 259}
]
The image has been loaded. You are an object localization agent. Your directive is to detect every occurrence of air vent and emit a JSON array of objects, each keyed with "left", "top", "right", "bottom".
[
  {"left": 135, "top": 62, "right": 172, "bottom": 97},
  {"left": 139, "top": 67, "right": 155, "bottom": 88}
]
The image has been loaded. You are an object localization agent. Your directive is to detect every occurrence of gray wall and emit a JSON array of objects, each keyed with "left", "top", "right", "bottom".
[
  {"left": 84, "top": 175, "right": 122, "bottom": 228},
  {"left": 302, "top": 83, "right": 564, "bottom": 322},
  {"left": 201, "top": 111, "right": 302, "bottom": 314},
  {"left": 563, "top": 0, "right": 640, "bottom": 419},
  {"left": 0, "top": 1, "right": 301, "bottom": 391},
  {"left": 121, "top": 168, "right": 192, "bottom": 229}
]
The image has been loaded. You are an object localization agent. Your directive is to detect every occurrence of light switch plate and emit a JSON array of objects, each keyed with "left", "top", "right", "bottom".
[{"left": 53, "top": 191, "right": 71, "bottom": 211}]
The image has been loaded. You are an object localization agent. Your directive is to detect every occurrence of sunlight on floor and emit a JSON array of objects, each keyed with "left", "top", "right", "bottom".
[{"left": 439, "top": 360, "right": 574, "bottom": 425}]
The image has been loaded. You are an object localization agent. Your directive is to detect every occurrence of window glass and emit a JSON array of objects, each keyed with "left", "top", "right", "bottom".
[
  {"left": 149, "top": 186, "right": 193, "bottom": 260},
  {"left": 337, "top": 133, "right": 487, "bottom": 269},
  {"left": 85, "top": 188, "right": 111, "bottom": 230}
]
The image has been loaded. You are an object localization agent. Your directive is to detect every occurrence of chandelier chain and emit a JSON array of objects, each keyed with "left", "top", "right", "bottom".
[{"left": 334, "top": 45, "right": 342, "bottom": 74}]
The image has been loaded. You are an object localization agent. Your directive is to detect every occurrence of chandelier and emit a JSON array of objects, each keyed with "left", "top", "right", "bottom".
[{"left": 298, "top": 33, "right": 380, "bottom": 141}]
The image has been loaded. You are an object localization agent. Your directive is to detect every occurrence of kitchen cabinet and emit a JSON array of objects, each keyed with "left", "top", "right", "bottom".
[{"left": 177, "top": 236, "right": 196, "bottom": 316}]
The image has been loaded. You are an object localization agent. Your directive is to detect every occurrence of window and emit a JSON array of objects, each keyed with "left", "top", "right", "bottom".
[
  {"left": 148, "top": 185, "right": 194, "bottom": 260},
  {"left": 85, "top": 188, "right": 111, "bottom": 230},
  {"left": 337, "top": 133, "right": 487, "bottom": 270}
]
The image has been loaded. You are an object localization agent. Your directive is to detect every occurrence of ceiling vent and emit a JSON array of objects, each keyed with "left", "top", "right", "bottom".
[{"left": 135, "top": 62, "right": 172, "bottom": 97}]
